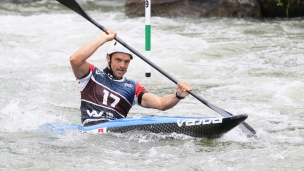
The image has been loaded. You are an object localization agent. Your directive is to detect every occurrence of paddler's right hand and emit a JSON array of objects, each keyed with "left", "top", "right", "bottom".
[{"left": 100, "top": 28, "right": 117, "bottom": 43}]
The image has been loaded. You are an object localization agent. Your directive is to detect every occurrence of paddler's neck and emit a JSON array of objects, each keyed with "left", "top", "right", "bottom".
[{"left": 103, "top": 66, "right": 122, "bottom": 80}]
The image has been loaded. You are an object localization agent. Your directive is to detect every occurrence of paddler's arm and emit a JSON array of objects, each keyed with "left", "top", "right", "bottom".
[
  {"left": 70, "top": 29, "right": 117, "bottom": 78},
  {"left": 141, "top": 82, "right": 192, "bottom": 111}
]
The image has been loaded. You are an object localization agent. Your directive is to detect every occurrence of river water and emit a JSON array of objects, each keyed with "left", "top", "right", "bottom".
[{"left": 1, "top": 1, "right": 304, "bottom": 170}]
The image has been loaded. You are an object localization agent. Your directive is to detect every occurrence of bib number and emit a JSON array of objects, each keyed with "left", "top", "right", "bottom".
[{"left": 103, "top": 89, "right": 120, "bottom": 107}]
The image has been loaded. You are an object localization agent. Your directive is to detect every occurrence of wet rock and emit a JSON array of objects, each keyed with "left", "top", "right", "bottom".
[
  {"left": 260, "top": 0, "right": 304, "bottom": 17},
  {"left": 125, "top": 0, "right": 262, "bottom": 18}
]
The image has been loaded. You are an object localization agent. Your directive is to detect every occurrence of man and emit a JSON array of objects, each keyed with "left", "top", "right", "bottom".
[{"left": 70, "top": 29, "right": 192, "bottom": 126}]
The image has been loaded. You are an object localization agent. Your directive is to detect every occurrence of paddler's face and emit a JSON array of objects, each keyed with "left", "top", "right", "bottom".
[{"left": 107, "top": 52, "right": 131, "bottom": 78}]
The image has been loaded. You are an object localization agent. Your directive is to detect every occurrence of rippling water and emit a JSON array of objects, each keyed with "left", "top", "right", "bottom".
[{"left": 1, "top": 1, "right": 304, "bottom": 170}]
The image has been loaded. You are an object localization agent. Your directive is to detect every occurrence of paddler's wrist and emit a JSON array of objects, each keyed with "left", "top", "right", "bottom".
[
  {"left": 97, "top": 36, "right": 109, "bottom": 47},
  {"left": 175, "top": 92, "right": 185, "bottom": 100}
]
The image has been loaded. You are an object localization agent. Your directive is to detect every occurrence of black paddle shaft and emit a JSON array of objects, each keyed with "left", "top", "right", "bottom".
[{"left": 56, "top": 0, "right": 256, "bottom": 137}]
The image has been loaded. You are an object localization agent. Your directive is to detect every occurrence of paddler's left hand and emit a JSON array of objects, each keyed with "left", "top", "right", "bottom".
[{"left": 176, "top": 81, "right": 192, "bottom": 99}]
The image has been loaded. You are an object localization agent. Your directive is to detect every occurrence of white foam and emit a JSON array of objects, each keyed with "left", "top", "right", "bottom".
[{"left": 0, "top": 101, "right": 68, "bottom": 133}]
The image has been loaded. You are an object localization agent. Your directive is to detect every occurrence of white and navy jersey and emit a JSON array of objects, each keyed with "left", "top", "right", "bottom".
[{"left": 77, "top": 63, "right": 147, "bottom": 126}]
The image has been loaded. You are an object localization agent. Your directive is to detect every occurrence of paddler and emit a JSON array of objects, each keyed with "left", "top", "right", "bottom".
[{"left": 70, "top": 29, "right": 192, "bottom": 126}]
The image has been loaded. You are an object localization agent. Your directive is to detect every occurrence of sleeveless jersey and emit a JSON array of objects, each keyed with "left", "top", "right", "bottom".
[{"left": 77, "top": 63, "right": 147, "bottom": 126}]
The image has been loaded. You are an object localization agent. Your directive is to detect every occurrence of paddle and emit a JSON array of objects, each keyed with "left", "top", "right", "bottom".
[{"left": 56, "top": 0, "right": 256, "bottom": 137}]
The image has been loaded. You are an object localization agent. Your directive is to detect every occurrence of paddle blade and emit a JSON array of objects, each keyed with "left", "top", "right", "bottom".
[
  {"left": 56, "top": 0, "right": 89, "bottom": 19},
  {"left": 56, "top": 0, "right": 108, "bottom": 33},
  {"left": 240, "top": 121, "right": 257, "bottom": 137}
]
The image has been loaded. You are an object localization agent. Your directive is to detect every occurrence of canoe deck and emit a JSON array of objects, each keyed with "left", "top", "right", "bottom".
[{"left": 41, "top": 114, "right": 248, "bottom": 138}]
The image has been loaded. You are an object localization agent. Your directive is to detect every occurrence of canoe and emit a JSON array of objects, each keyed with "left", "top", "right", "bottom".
[{"left": 40, "top": 114, "right": 248, "bottom": 138}]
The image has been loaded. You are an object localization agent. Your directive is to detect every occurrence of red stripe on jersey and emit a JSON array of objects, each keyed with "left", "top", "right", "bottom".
[
  {"left": 135, "top": 82, "right": 147, "bottom": 97},
  {"left": 88, "top": 63, "right": 95, "bottom": 72}
]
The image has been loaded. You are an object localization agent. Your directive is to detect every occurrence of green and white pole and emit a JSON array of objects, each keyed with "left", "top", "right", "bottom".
[{"left": 145, "top": 0, "right": 151, "bottom": 77}]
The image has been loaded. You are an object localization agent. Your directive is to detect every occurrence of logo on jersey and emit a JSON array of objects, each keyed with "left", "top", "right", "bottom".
[
  {"left": 124, "top": 83, "right": 134, "bottom": 88},
  {"left": 96, "top": 70, "right": 105, "bottom": 77},
  {"left": 86, "top": 110, "right": 114, "bottom": 119}
]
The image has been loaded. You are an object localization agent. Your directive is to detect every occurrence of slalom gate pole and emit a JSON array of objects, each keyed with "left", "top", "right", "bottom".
[{"left": 145, "top": 0, "right": 151, "bottom": 77}]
